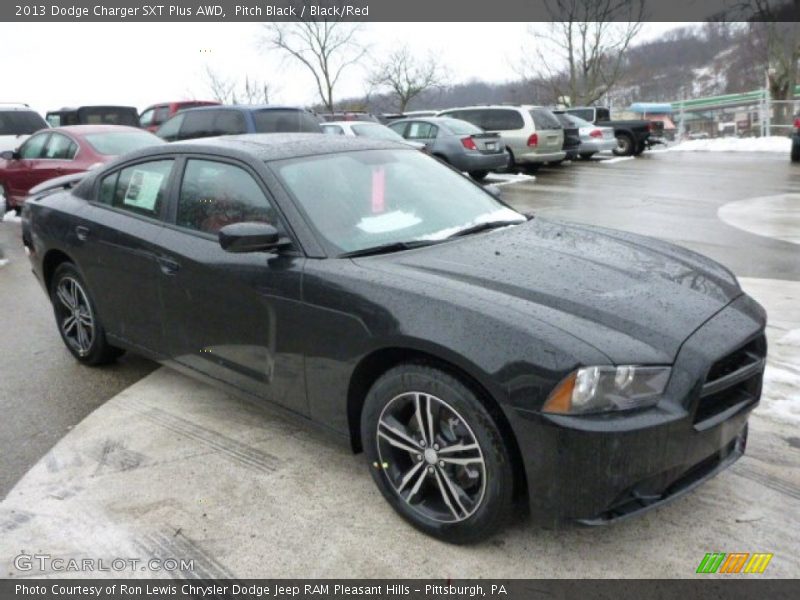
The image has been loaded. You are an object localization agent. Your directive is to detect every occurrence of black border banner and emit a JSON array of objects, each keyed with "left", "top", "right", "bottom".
[
  {"left": 2, "top": 579, "right": 800, "bottom": 600},
  {"left": 2, "top": 0, "right": 800, "bottom": 22}
]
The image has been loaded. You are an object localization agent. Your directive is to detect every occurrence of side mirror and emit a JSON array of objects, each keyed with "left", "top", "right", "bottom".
[
  {"left": 218, "top": 222, "right": 288, "bottom": 253},
  {"left": 0, "top": 150, "right": 16, "bottom": 160},
  {"left": 484, "top": 184, "right": 502, "bottom": 199}
]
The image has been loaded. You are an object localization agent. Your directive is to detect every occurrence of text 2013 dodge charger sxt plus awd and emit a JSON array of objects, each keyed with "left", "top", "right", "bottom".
[{"left": 22, "top": 134, "right": 766, "bottom": 543}]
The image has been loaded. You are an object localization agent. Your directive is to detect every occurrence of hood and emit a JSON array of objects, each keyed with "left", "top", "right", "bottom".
[{"left": 357, "top": 219, "right": 742, "bottom": 364}]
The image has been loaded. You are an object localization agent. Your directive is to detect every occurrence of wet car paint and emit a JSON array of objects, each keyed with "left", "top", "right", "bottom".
[{"left": 22, "top": 134, "right": 767, "bottom": 525}]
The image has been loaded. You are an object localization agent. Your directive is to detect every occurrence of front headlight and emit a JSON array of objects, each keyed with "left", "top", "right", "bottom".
[{"left": 543, "top": 365, "right": 671, "bottom": 415}]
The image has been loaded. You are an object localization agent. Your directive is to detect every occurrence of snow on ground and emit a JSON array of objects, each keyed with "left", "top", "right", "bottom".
[
  {"left": 0, "top": 259, "right": 8, "bottom": 268},
  {"left": 483, "top": 172, "right": 536, "bottom": 186},
  {"left": 739, "top": 277, "right": 800, "bottom": 425},
  {"left": 2, "top": 210, "right": 20, "bottom": 223},
  {"left": 669, "top": 136, "right": 791, "bottom": 153}
]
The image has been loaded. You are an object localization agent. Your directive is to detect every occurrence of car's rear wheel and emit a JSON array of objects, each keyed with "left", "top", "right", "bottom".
[
  {"left": 613, "top": 133, "right": 634, "bottom": 156},
  {"left": 469, "top": 170, "right": 488, "bottom": 181},
  {"left": 361, "top": 364, "right": 514, "bottom": 544},
  {"left": 579, "top": 153, "right": 595, "bottom": 160},
  {"left": 50, "top": 262, "right": 123, "bottom": 365}
]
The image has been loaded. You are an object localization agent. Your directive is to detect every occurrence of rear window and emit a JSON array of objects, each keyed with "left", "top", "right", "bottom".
[
  {"left": 180, "top": 109, "right": 247, "bottom": 139},
  {"left": 253, "top": 109, "right": 321, "bottom": 133},
  {"left": 78, "top": 108, "right": 140, "bottom": 127},
  {"left": 567, "top": 108, "right": 595, "bottom": 122},
  {"left": 84, "top": 131, "right": 164, "bottom": 155},
  {"left": 351, "top": 123, "right": 404, "bottom": 141},
  {"left": 440, "top": 118, "right": 482, "bottom": 135},
  {"left": 529, "top": 109, "right": 562, "bottom": 130},
  {"left": 0, "top": 110, "right": 48, "bottom": 135}
]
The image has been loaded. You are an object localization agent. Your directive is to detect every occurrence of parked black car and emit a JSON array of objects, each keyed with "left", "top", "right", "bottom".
[
  {"left": 22, "top": 134, "right": 766, "bottom": 543},
  {"left": 45, "top": 106, "right": 140, "bottom": 128},
  {"left": 565, "top": 106, "right": 654, "bottom": 156},
  {"left": 155, "top": 105, "right": 321, "bottom": 141}
]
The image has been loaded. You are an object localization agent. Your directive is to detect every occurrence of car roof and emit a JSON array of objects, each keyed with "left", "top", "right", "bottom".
[
  {"left": 47, "top": 105, "right": 138, "bottom": 112},
  {"left": 0, "top": 103, "right": 36, "bottom": 111},
  {"left": 177, "top": 105, "right": 310, "bottom": 113},
  {"left": 144, "top": 133, "right": 408, "bottom": 161},
  {"left": 323, "top": 120, "right": 379, "bottom": 127}
]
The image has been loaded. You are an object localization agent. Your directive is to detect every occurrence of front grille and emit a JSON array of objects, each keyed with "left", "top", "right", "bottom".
[{"left": 694, "top": 335, "right": 766, "bottom": 428}]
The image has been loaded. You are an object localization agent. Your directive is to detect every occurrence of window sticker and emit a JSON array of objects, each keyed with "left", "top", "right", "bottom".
[
  {"left": 356, "top": 210, "right": 421, "bottom": 234},
  {"left": 123, "top": 170, "right": 163, "bottom": 211}
]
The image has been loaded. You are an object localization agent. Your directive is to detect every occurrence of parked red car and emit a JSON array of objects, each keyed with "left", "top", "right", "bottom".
[
  {"left": 0, "top": 125, "right": 163, "bottom": 212},
  {"left": 139, "top": 101, "right": 221, "bottom": 132}
]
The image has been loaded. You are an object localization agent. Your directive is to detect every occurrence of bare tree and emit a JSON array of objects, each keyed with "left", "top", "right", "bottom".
[
  {"left": 520, "top": 0, "right": 644, "bottom": 107},
  {"left": 264, "top": 21, "right": 367, "bottom": 112},
  {"left": 204, "top": 67, "right": 274, "bottom": 104},
  {"left": 368, "top": 46, "right": 447, "bottom": 112}
]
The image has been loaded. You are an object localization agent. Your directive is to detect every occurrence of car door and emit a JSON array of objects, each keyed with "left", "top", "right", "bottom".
[
  {"left": 156, "top": 156, "right": 307, "bottom": 414},
  {"left": 405, "top": 121, "right": 439, "bottom": 152},
  {"left": 75, "top": 158, "right": 175, "bottom": 354},
  {"left": 36, "top": 132, "right": 81, "bottom": 180},
  {"left": 3, "top": 132, "right": 50, "bottom": 202}
]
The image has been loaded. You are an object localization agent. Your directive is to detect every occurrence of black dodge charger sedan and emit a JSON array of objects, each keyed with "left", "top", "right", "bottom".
[{"left": 21, "top": 134, "right": 766, "bottom": 543}]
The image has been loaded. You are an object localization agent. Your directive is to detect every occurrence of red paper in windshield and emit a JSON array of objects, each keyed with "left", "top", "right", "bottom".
[{"left": 371, "top": 166, "right": 385, "bottom": 213}]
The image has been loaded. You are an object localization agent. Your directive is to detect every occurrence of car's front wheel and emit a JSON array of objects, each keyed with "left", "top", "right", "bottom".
[
  {"left": 361, "top": 364, "right": 514, "bottom": 544},
  {"left": 50, "top": 262, "right": 123, "bottom": 365},
  {"left": 468, "top": 170, "right": 488, "bottom": 181}
]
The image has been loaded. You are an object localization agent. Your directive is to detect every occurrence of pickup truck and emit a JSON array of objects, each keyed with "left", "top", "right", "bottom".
[{"left": 564, "top": 106, "right": 661, "bottom": 156}]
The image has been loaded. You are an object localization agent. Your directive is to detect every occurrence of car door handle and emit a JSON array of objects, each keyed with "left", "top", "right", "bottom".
[
  {"left": 157, "top": 256, "right": 181, "bottom": 275},
  {"left": 75, "top": 226, "right": 90, "bottom": 241}
]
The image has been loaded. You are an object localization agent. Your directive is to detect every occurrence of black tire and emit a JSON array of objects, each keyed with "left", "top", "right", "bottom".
[
  {"left": 579, "top": 153, "right": 595, "bottom": 160},
  {"left": 791, "top": 139, "right": 800, "bottom": 163},
  {"left": 50, "top": 262, "right": 124, "bottom": 365},
  {"left": 468, "top": 170, "right": 489, "bottom": 182},
  {"left": 633, "top": 141, "right": 646, "bottom": 156},
  {"left": 521, "top": 163, "right": 540, "bottom": 174},
  {"left": 613, "top": 133, "right": 634, "bottom": 156},
  {"left": 361, "top": 363, "right": 514, "bottom": 544}
]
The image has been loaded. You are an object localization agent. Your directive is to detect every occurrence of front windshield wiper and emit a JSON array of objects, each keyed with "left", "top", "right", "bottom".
[
  {"left": 447, "top": 220, "right": 525, "bottom": 239},
  {"left": 339, "top": 240, "right": 441, "bottom": 258}
]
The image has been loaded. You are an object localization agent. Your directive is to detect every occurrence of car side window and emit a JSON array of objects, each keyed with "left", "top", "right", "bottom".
[
  {"left": 19, "top": 133, "right": 50, "bottom": 159},
  {"left": 177, "top": 159, "right": 277, "bottom": 235},
  {"left": 43, "top": 133, "right": 78, "bottom": 160},
  {"left": 481, "top": 110, "right": 524, "bottom": 131},
  {"left": 322, "top": 124, "right": 345, "bottom": 135},
  {"left": 406, "top": 122, "right": 438, "bottom": 139},
  {"left": 98, "top": 160, "right": 173, "bottom": 218},
  {"left": 387, "top": 122, "right": 408, "bottom": 137},
  {"left": 139, "top": 109, "right": 154, "bottom": 128},
  {"left": 153, "top": 106, "right": 171, "bottom": 126},
  {"left": 157, "top": 113, "right": 184, "bottom": 141}
]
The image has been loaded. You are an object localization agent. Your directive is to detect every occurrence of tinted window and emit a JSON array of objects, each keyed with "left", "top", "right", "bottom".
[
  {"left": 84, "top": 131, "right": 163, "bottom": 155},
  {"left": 252, "top": 109, "right": 321, "bottom": 133},
  {"left": 19, "top": 133, "right": 50, "bottom": 158},
  {"left": 445, "top": 109, "right": 523, "bottom": 131},
  {"left": 530, "top": 109, "right": 562, "bottom": 130},
  {"left": 100, "top": 160, "right": 173, "bottom": 218},
  {"left": 179, "top": 109, "right": 245, "bottom": 139},
  {"left": 405, "top": 122, "right": 438, "bottom": 139},
  {"left": 595, "top": 108, "right": 611, "bottom": 122},
  {"left": 153, "top": 106, "right": 171, "bottom": 125},
  {"left": 77, "top": 107, "right": 140, "bottom": 126},
  {"left": 43, "top": 133, "right": 78, "bottom": 159},
  {"left": 567, "top": 108, "right": 595, "bottom": 122},
  {"left": 0, "top": 110, "right": 48, "bottom": 135},
  {"left": 156, "top": 113, "right": 185, "bottom": 141},
  {"left": 177, "top": 160, "right": 277, "bottom": 234}
]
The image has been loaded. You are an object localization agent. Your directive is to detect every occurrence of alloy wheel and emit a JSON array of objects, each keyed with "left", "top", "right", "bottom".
[
  {"left": 376, "top": 391, "right": 487, "bottom": 523},
  {"left": 55, "top": 277, "right": 95, "bottom": 357}
]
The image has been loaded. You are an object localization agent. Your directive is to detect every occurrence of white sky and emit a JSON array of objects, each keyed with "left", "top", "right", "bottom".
[{"left": 1, "top": 22, "right": 687, "bottom": 114}]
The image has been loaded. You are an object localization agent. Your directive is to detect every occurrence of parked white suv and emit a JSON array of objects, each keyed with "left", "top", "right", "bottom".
[
  {"left": 0, "top": 104, "right": 48, "bottom": 153},
  {"left": 437, "top": 105, "right": 565, "bottom": 171}
]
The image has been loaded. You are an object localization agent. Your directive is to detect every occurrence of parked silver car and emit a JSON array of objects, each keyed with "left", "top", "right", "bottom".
[
  {"left": 555, "top": 112, "right": 616, "bottom": 159},
  {"left": 320, "top": 120, "right": 425, "bottom": 150},
  {"left": 388, "top": 117, "right": 509, "bottom": 181},
  {"left": 437, "top": 105, "right": 565, "bottom": 172}
]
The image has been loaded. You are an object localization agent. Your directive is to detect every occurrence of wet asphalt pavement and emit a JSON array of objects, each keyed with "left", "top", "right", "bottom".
[{"left": 0, "top": 150, "right": 798, "bottom": 499}]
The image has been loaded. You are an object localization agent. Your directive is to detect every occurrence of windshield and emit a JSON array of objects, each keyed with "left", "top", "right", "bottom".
[
  {"left": 84, "top": 131, "right": 164, "bottom": 155},
  {"left": 273, "top": 149, "right": 524, "bottom": 255},
  {"left": 351, "top": 123, "right": 405, "bottom": 141}
]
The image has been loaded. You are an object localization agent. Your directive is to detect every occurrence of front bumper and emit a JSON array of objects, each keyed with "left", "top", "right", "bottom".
[{"left": 507, "top": 293, "right": 767, "bottom": 526}]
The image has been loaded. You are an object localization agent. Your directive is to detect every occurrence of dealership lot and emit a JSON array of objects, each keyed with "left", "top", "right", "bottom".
[{"left": 1, "top": 151, "right": 798, "bottom": 577}]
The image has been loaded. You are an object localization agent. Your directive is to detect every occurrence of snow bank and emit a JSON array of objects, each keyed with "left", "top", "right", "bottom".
[
  {"left": 2, "top": 210, "right": 21, "bottom": 223},
  {"left": 0, "top": 258, "right": 8, "bottom": 269},
  {"left": 669, "top": 136, "right": 791, "bottom": 153},
  {"left": 759, "top": 328, "right": 800, "bottom": 425}
]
